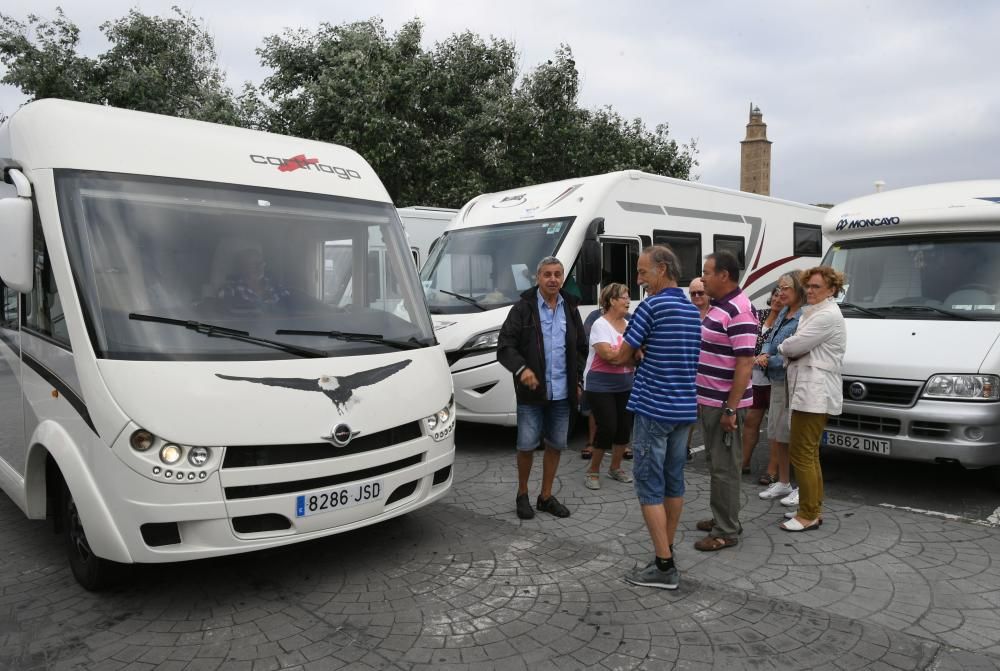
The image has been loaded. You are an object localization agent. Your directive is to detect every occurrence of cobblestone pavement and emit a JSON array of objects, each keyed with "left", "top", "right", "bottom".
[{"left": 2, "top": 438, "right": 1000, "bottom": 670}]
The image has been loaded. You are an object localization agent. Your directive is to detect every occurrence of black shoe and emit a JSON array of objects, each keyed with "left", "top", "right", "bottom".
[
  {"left": 516, "top": 493, "right": 535, "bottom": 519},
  {"left": 536, "top": 494, "right": 570, "bottom": 518},
  {"left": 687, "top": 447, "right": 693, "bottom": 461}
]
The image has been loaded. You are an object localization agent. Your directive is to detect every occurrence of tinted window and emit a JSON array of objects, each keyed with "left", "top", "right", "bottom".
[
  {"left": 24, "top": 217, "right": 70, "bottom": 346},
  {"left": 794, "top": 223, "right": 823, "bottom": 257},
  {"left": 652, "top": 230, "right": 701, "bottom": 284},
  {"left": 714, "top": 235, "right": 746, "bottom": 268},
  {"left": 1, "top": 282, "right": 18, "bottom": 330}
]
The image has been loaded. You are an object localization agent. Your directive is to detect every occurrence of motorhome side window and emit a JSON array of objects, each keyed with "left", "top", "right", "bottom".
[
  {"left": 652, "top": 230, "right": 701, "bottom": 284},
  {"left": 1, "top": 281, "right": 18, "bottom": 330},
  {"left": 713, "top": 235, "right": 746, "bottom": 269},
  {"left": 25, "top": 221, "right": 70, "bottom": 346},
  {"left": 794, "top": 222, "right": 823, "bottom": 257}
]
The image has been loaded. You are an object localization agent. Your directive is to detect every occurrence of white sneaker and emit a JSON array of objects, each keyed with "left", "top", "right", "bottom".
[
  {"left": 780, "top": 488, "right": 799, "bottom": 506},
  {"left": 759, "top": 482, "right": 794, "bottom": 500}
]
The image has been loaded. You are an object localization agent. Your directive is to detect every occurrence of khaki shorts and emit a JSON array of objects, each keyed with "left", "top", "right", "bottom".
[{"left": 767, "top": 380, "right": 791, "bottom": 443}]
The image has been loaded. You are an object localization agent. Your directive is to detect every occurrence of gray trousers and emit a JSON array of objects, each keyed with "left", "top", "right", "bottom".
[{"left": 699, "top": 404, "right": 746, "bottom": 539}]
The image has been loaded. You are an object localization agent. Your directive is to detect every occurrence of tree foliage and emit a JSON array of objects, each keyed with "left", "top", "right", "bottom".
[
  {"left": 1, "top": 10, "right": 697, "bottom": 206},
  {"left": 250, "top": 18, "right": 697, "bottom": 206},
  {"left": 0, "top": 6, "right": 238, "bottom": 123}
]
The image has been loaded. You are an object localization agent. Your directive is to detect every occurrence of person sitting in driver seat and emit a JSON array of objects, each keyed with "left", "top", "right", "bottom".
[{"left": 217, "top": 247, "right": 290, "bottom": 308}]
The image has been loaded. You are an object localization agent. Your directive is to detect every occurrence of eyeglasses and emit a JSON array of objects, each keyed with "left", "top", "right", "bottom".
[
  {"left": 690, "top": 291, "right": 705, "bottom": 297},
  {"left": 776, "top": 285, "right": 793, "bottom": 291}
]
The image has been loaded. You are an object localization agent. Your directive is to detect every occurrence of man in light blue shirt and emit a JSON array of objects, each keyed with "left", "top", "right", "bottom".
[{"left": 498, "top": 257, "right": 588, "bottom": 520}]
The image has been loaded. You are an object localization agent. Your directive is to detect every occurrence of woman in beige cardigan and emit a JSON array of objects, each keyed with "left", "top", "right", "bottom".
[{"left": 776, "top": 266, "right": 847, "bottom": 532}]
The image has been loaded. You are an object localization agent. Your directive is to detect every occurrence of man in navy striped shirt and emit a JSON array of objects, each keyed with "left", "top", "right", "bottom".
[{"left": 604, "top": 245, "right": 701, "bottom": 590}]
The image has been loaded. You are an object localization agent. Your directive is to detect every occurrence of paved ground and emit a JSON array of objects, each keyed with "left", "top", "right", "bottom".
[{"left": 2, "top": 425, "right": 1000, "bottom": 670}]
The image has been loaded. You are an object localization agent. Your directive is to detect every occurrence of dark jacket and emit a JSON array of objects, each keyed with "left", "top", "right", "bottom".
[{"left": 498, "top": 286, "right": 588, "bottom": 405}]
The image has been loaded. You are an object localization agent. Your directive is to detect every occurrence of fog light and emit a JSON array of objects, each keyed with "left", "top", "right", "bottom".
[
  {"left": 188, "top": 446, "right": 210, "bottom": 467},
  {"left": 130, "top": 429, "right": 155, "bottom": 451},
  {"left": 160, "top": 444, "right": 182, "bottom": 464},
  {"left": 965, "top": 426, "right": 985, "bottom": 441}
]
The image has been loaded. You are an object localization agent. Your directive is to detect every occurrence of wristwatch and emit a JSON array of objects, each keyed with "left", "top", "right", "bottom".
[{"left": 723, "top": 407, "right": 736, "bottom": 416}]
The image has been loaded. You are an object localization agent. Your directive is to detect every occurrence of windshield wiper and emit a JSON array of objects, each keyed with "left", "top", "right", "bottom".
[
  {"left": 275, "top": 329, "right": 431, "bottom": 350},
  {"left": 870, "top": 305, "right": 975, "bottom": 321},
  {"left": 129, "top": 313, "right": 329, "bottom": 358},
  {"left": 435, "top": 288, "right": 487, "bottom": 311},
  {"left": 836, "top": 302, "right": 884, "bottom": 318}
]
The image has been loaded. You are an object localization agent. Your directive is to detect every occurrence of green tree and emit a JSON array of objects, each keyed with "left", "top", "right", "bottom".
[
  {"left": 0, "top": 6, "right": 238, "bottom": 123},
  {"left": 251, "top": 18, "right": 697, "bottom": 206}
]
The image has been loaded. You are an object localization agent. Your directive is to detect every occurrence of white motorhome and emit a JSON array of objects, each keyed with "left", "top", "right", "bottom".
[
  {"left": 821, "top": 180, "right": 1000, "bottom": 470},
  {"left": 419, "top": 170, "right": 828, "bottom": 425},
  {"left": 0, "top": 100, "right": 455, "bottom": 589},
  {"left": 397, "top": 206, "right": 457, "bottom": 268}
]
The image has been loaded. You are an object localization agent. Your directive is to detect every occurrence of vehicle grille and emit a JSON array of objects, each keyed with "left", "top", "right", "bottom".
[
  {"left": 843, "top": 380, "right": 920, "bottom": 406},
  {"left": 224, "top": 454, "right": 424, "bottom": 500},
  {"left": 222, "top": 421, "right": 422, "bottom": 468},
  {"left": 910, "top": 421, "right": 950, "bottom": 438},
  {"left": 826, "top": 413, "right": 901, "bottom": 435}
]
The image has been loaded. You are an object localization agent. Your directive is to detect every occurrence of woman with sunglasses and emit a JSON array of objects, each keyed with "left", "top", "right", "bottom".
[
  {"left": 755, "top": 272, "right": 806, "bottom": 503},
  {"left": 776, "top": 267, "right": 847, "bottom": 531},
  {"left": 741, "top": 286, "right": 784, "bottom": 477}
]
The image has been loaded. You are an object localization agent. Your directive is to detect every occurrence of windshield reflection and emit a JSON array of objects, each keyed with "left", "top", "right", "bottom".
[
  {"left": 55, "top": 171, "right": 434, "bottom": 360},
  {"left": 824, "top": 235, "right": 1000, "bottom": 320},
  {"left": 419, "top": 218, "right": 573, "bottom": 314}
]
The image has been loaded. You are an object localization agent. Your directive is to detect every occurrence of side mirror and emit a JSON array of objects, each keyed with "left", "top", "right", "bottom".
[
  {"left": 0, "top": 196, "right": 33, "bottom": 293},
  {"left": 576, "top": 217, "right": 604, "bottom": 286}
]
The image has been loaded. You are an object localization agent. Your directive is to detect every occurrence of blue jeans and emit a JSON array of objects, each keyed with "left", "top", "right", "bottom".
[
  {"left": 631, "top": 414, "right": 692, "bottom": 504},
  {"left": 516, "top": 400, "right": 571, "bottom": 451}
]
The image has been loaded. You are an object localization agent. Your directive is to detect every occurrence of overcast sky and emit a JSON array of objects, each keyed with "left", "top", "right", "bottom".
[{"left": 2, "top": 1, "right": 998, "bottom": 205}]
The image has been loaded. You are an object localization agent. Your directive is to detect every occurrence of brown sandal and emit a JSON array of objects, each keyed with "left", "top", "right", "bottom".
[
  {"left": 758, "top": 472, "right": 776, "bottom": 486},
  {"left": 694, "top": 535, "right": 739, "bottom": 552},
  {"left": 581, "top": 445, "right": 594, "bottom": 460},
  {"left": 696, "top": 518, "right": 715, "bottom": 532}
]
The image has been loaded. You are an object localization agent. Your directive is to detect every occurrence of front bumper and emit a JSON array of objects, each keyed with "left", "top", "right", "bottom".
[
  {"left": 825, "top": 397, "right": 1000, "bottom": 468},
  {"left": 448, "top": 353, "right": 517, "bottom": 426}
]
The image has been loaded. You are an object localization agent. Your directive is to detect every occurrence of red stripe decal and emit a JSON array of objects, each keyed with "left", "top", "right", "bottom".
[{"left": 742, "top": 254, "right": 801, "bottom": 289}]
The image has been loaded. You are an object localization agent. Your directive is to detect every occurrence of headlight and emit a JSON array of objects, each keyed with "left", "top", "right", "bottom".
[
  {"left": 188, "top": 446, "right": 210, "bottom": 466},
  {"left": 923, "top": 374, "right": 1000, "bottom": 400},
  {"left": 130, "top": 429, "right": 155, "bottom": 451},
  {"left": 462, "top": 330, "right": 500, "bottom": 350},
  {"left": 159, "top": 444, "right": 183, "bottom": 464},
  {"left": 423, "top": 396, "right": 456, "bottom": 440}
]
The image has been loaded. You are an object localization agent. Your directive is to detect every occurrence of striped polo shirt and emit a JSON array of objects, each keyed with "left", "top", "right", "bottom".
[
  {"left": 622, "top": 287, "right": 702, "bottom": 423},
  {"left": 696, "top": 287, "right": 757, "bottom": 408}
]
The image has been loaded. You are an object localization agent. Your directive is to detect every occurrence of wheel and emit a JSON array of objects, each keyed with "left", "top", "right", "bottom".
[{"left": 62, "top": 482, "right": 122, "bottom": 591}]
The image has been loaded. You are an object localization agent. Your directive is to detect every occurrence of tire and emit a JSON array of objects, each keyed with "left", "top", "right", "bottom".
[{"left": 62, "top": 482, "right": 122, "bottom": 591}]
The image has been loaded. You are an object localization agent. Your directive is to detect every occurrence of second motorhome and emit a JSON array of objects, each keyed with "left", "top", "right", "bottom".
[
  {"left": 821, "top": 180, "right": 1000, "bottom": 471},
  {"left": 419, "top": 170, "right": 828, "bottom": 425}
]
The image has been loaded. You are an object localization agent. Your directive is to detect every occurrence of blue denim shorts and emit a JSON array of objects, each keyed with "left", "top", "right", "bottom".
[
  {"left": 516, "top": 399, "right": 571, "bottom": 451},
  {"left": 631, "top": 414, "right": 692, "bottom": 503}
]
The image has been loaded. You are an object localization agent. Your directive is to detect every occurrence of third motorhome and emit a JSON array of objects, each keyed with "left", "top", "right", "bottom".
[
  {"left": 419, "top": 170, "right": 828, "bottom": 425},
  {"left": 821, "top": 180, "right": 1000, "bottom": 471},
  {"left": 397, "top": 206, "right": 457, "bottom": 268}
]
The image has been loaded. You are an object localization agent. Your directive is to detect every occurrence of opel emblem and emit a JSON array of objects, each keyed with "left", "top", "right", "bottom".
[
  {"left": 323, "top": 423, "right": 358, "bottom": 447},
  {"left": 848, "top": 381, "right": 867, "bottom": 401}
]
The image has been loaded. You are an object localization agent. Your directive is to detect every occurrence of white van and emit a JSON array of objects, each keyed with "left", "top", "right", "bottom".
[
  {"left": 397, "top": 206, "right": 458, "bottom": 268},
  {"left": 822, "top": 180, "right": 1000, "bottom": 470},
  {"left": 419, "top": 170, "right": 828, "bottom": 425},
  {"left": 0, "top": 99, "right": 455, "bottom": 589}
]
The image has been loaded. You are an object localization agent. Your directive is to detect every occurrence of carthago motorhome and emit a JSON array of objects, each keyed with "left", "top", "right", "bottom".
[
  {"left": 0, "top": 99, "right": 455, "bottom": 590},
  {"left": 821, "top": 180, "right": 1000, "bottom": 472},
  {"left": 419, "top": 170, "right": 828, "bottom": 425}
]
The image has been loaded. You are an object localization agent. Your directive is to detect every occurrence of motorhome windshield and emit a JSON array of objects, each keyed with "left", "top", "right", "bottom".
[
  {"left": 419, "top": 218, "right": 573, "bottom": 314},
  {"left": 823, "top": 234, "right": 1000, "bottom": 321},
  {"left": 54, "top": 171, "right": 435, "bottom": 360}
]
